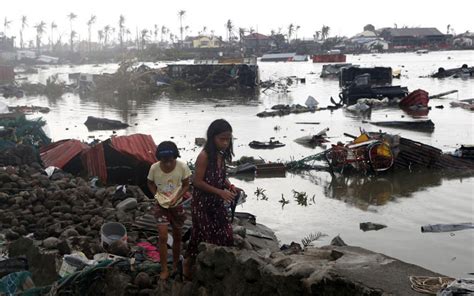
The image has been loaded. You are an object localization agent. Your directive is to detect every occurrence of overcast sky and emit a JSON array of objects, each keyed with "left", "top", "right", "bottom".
[{"left": 2, "top": 0, "right": 473, "bottom": 43}]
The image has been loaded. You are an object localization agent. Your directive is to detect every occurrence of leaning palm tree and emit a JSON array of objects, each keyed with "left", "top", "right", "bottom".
[
  {"left": 87, "top": 15, "right": 96, "bottom": 52},
  {"left": 321, "top": 25, "right": 330, "bottom": 40},
  {"left": 20, "top": 16, "right": 28, "bottom": 49},
  {"left": 226, "top": 19, "right": 234, "bottom": 42},
  {"left": 34, "top": 21, "right": 46, "bottom": 54},
  {"left": 118, "top": 15, "right": 125, "bottom": 49},
  {"left": 50, "top": 22, "right": 57, "bottom": 51},
  {"left": 67, "top": 12, "right": 77, "bottom": 51},
  {"left": 4, "top": 17, "right": 12, "bottom": 37},
  {"left": 178, "top": 10, "right": 186, "bottom": 46}
]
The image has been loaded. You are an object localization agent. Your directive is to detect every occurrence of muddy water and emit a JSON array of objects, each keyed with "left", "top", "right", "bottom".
[{"left": 5, "top": 50, "right": 474, "bottom": 277}]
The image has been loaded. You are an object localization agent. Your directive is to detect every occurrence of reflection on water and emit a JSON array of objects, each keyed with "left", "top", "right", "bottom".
[{"left": 298, "top": 170, "right": 474, "bottom": 211}]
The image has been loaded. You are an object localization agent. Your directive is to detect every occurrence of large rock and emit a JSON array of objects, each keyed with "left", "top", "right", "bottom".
[
  {"left": 116, "top": 198, "right": 138, "bottom": 211},
  {"left": 190, "top": 243, "right": 444, "bottom": 296}
]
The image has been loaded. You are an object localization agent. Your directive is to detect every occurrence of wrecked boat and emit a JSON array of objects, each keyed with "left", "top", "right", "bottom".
[
  {"left": 399, "top": 89, "right": 429, "bottom": 108},
  {"left": 339, "top": 67, "right": 408, "bottom": 105},
  {"left": 84, "top": 116, "right": 129, "bottom": 131},
  {"left": 430, "top": 64, "right": 474, "bottom": 79},
  {"left": 368, "top": 119, "right": 435, "bottom": 133},
  {"left": 249, "top": 140, "right": 285, "bottom": 149},
  {"left": 320, "top": 63, "right": 354, "bottom": 78}
]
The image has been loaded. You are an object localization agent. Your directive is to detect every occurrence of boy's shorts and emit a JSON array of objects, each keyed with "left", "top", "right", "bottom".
[{"left": 154, "top": 204, "right": 186, "bottom": 228}]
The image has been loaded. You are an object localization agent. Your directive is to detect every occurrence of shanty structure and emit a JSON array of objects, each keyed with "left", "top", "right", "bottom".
[{"left": 379, "top": 28, "right": 448, "bottom": 48}]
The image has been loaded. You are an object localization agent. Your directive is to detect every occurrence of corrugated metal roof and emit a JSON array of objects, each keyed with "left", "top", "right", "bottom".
[
  {"left": 40, "top": 139, "right": 89, "bottom": 169},
  {"left": 82, "top": 143, "right": 108, "bottom": 183},
  {"left": 261, "top": 53, "right": 297, "bottom": 59},
  {"left": 111, "top": 134, "right": 157, "bottom": 164},
  {"left": 244, "top": 33, "right": 270, "bottom": 40},
  {"left": 386, "top": 28, "right": 444, "bottom": 37}
]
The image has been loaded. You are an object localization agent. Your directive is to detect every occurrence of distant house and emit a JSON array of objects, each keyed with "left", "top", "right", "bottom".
[
  {"left": 191, "top": 36, "right": 222, "bottom": 49},
  {"left": 379, "top": 27, "right": 448, "bottom": 48},
  {"left": 243, "top": 33, "right": 272, "bottom": 53}
]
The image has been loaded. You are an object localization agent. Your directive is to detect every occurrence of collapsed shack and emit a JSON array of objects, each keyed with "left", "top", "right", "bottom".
[
  {"left": 39, "top": 134, "right": 157, "bottom": 195},
  {"left": 91, "top": 62, "right": 168, "bottom": 97},
  {"left": 339, "top": 67, "right": 408, "bottom": 105},
  {"left": 287, "top": 133, "right": 474, "bottom": 175},
  {"left": 166, "top": 62, "right": 259, "bottom": 90}
]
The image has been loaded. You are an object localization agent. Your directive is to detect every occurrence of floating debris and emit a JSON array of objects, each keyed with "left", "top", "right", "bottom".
[
  {"left": 360, "top": 222, "right": 387, "bottom": 232},
  {"left": 367, "top": 119, "right": 435, "bottom": 133},
  {"left": 84, "top": 116, "right": 130, "bottom": 131}
]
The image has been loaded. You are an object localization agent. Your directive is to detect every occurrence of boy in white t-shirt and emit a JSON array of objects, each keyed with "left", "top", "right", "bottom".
[{"left": 147, "top": 141, "right": 191, "bottom": 280}]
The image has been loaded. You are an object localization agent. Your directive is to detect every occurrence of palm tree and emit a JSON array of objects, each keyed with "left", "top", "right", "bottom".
[
  {"left": 295, "top": 25, "right": 301, "bottom": 41},
  {"left": 160, "top": 26, "right": 167, "bottom": 42},
  {"left": 140, "top": 29, "right": 149, "bottom": 50},
  {"left": 104, "top": 25, "right": 111, "bottom": 46},
  {"left": 314, "top": 31, "right": 321, "bottom": 41},
  {"left": 67, "top": 12, "right": 77, "bottom": 51},
  {"left": 98, "top": 30, "right": 104, "bottom": 48},
  {"left": 287, "top": 23, "right": 294, "bottom": 43},
  {"left": 226, "top": 19, "right": 234, "bottom": 42},
  {"left": 153, "top": 24, "right": 159, "bottom": 42},
  {"left": 87, "top": 15, "right": 96, "bottom": 52},
  {"left": 178, "top": 10, "right": 186, "bottom": 46},
  {"left": 4, "top": 17, "right": 12, "bottom": 37},
  {"left": 321, "top": 25, "right": 330, "bottom": 40},
  {"left": 34, "top": 21, "right": 46, "bottom": 54},
  {"left": 118, "top": 15, "right": 125, "bottom": 49},
  {"left": 20, "top": 16, "right": 28, "bottom": 49},
  {"left": 50, "top": 22, "right": 57, "bottom": 51}
]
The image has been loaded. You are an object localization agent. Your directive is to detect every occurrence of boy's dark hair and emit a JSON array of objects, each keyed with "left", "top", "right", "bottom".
[
  {"left": 156, "top": 141, "right": 180, "bottom": 160},
  {"left": 204, "top": 119, "right": 234, "bottom": 167}
]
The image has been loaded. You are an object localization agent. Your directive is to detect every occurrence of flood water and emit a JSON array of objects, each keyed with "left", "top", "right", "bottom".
[{"left": 5, "top": 50, "right": 474, "bottom": 277}]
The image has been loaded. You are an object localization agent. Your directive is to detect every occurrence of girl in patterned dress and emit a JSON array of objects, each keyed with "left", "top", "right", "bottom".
[{"left": 184, "top": 119, "right": 239, "bottom": 279}]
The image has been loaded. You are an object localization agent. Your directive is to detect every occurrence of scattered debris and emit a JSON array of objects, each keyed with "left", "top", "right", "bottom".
[
  {"left": 367, "top": 119, "right": 435, "bottom": 133},
  {"left": 320, "top": 63, "right": 354, "bottom": 78},
  {"left": 429, "top": 89, "right": 458, "bottom": 99},
  {"left": 194, "top": 137, "right": 206, "bottom": 146},
  {"left": 84, "top": 116, "right": 129, "bottom": 131},
  {"left": 399, "top": 89, "right": 429, "bottom": 108},
  {"left": 257, "top": 104, "right": 314, "bottom": 117},
  {"left": 301, "top": 232, "right": 328, "bottom": 247},
  {"left": 8, "top": 105, "right": 50, "bottom": 114},
  {"left": 249, "top": 139, "right": 285, "bottom": 149},
  {"left": 450, "top": 98, "right": 474, "bottom": 111},
  {"left": 430, "top": 64, "right": 474, "bottom": 79},
  {"left": 421, "top": 223, "right": 474, "bottom": 233},
  {"left": 360, "top": 222, "right": 387, "bottom": 232},
  {"left": 294, "top": 128, "right": 330, "bottom": 147}
]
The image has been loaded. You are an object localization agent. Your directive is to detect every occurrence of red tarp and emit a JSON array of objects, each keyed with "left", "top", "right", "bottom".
[{"left": 40, "top": 139, "right": 89, "bottom": 169}]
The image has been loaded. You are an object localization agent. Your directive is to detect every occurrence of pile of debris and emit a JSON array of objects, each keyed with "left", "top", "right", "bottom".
[
  {"left": 286, "top": 132, "right": 474, "bottom": 174},
  {"left": 430, "top": 64, "right": 474, "bottom": 79}
]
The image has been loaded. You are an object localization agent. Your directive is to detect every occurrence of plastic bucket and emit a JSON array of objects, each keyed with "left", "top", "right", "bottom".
[
  {"left": 100, "top": 222, "right": 127, "bottom": 247},
  {"left": 58, "top": 255, "right": 88, "bottom": 277}
]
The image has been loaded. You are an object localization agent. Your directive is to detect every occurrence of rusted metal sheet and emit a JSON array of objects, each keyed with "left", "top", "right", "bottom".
[
  {"left": 40, "top": 139, "right": 89, "bottom": 169},
  {"left": 82, "top": 143, "right": 108, "bottom": 183},
  {"left": 110, "top": 134, "right": 157, "bottom": 164}
]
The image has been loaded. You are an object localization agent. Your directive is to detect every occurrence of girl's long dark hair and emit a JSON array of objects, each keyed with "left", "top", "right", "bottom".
[{"left": 204, "top": 119, "right": 234, "bottom": 167}]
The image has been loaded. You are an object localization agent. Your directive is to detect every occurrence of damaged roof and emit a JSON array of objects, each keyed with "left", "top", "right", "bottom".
[
  {"left": 40, "top": 139, "right": 89, "bottom": 169},
  {"left": 384, "top": 27, "right": 444, "bottom": 37},
  {"left": 111, "top": 134, "right": 157, "bottom": 164}
]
